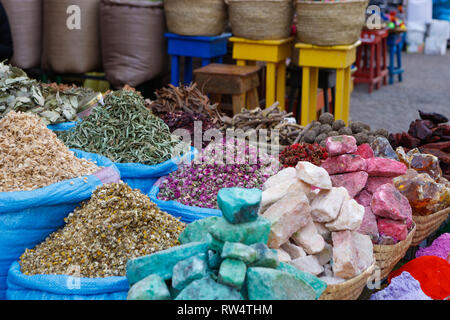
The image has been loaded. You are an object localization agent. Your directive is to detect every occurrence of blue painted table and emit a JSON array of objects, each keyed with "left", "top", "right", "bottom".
[
  {"left": 387, "top": 31, "right": 405, "bottom": 85},
  {"left": 165, "top": 32, "right": 232, "bottom": 86}
]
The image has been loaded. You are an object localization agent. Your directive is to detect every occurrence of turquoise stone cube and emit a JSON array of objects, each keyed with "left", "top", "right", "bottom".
[
  {"left": 175, "top": 276, "right": 243, "bottom": 300},
  {"left": 218, "top": 259, "right": 247, "bottom": 289},
  {"left": 209, "top": 216, "right": 271, "bottom": 245},
  {"left": 217, "top": 188, "right": 262, "bottom": 224},
  {"left": 250, "top": 243, "right": 279, "bottom": 268},
  {"left": 127, "top": 274, "right": 171, "bottom": 300},
  {"left": 221, "top": 242, "right": 258, "bottom": 264},
  {"left": 178, "top": 216, "right": 220, "bottom": 244},
  {"left": 172, "top": 253, "right": 208, "bottom": 290}
]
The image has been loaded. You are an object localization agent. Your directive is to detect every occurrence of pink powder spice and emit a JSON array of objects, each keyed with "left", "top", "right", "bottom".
[{"left": 416, "top": 233, "right": 450, "bottom": 260}]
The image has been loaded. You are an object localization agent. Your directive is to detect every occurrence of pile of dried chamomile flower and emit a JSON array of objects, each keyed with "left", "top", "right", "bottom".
[
  {"left": 0, "top": 111, "right": 100, "bottom": 192},
  {"left": 20, "top": 183, "right": 186, "bottom": 278}
]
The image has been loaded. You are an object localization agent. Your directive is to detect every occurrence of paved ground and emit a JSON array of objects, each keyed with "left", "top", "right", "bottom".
[{"left": 350, "top": 52, "right": 450, "bottom": 133}]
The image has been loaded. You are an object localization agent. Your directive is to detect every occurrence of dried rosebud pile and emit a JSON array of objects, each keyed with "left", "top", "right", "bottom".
[
  {"left": 158, "top": 139, "right": 280, "bottom": 209},
  {"left": 0, "top": 111, "right": 100, "bottom": 192},
  {"left": 20, "top": 183, "right": 186, "bottom": 278},
  {"left": 279, "top": 143, "right": 328, "bottom": 168}
]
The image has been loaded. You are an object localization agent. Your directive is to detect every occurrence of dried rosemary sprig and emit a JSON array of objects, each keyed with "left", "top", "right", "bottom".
[
  {"left": 0, "top": 111, "right": 100, "bottom": 192},
  {"left": 58, "top": 90, "right": 182, "bottom": 165},
  {"left": 20, "top": 183, "right": 186, "bottom": 278}
]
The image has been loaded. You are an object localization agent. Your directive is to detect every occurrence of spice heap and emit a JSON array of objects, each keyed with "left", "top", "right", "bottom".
[
  {"left": 370, "top": 271, "right": 432, "bottom": 300},
  {"left": 319, "top": 136, "right": 414, "bottom": 245},
  {"left": 296, "top": 112, "right": 389, "bottom": 147},
  {"left": 389, "top": 110, "right": 449, "bottom": 180},
  {"left": 279, "top": 143, "right": 328, "bottom": 168},
  {"left": 126, "top": 188, "right": 326, "bottom": 300},
  {"left": 146, "top": 84, "right": 220, "bottom": 149},
  {"left": 0, "top": 62, "right": 97, "bottom": 125},
  {"left": 393, "top": 148, "right": 449, "bottom": 215},
  {"left": 20, "top": 183, "right": 186, "bottom": 278},
  {"left": 219, "top": 103, "right": 303, "bottom": 146},
  {"left": 259, "top": 161, "right": 374, "bottom": 284},
  {"left": 0, "top": 111, "right": 100, "bottom": 192},
  {"left": 157, "top": 138, "right": 279, "bottom": 209},
  {"left": 416, "top": 233, "right": 450, "bottom": 261},
  {"left": 58, "top": 90, "right": 182, "bottom": 165}
]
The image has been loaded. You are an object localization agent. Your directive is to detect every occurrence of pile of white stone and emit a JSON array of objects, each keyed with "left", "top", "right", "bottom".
[{"left": 259, "top": 161, "right": 374, "bottom": 285}]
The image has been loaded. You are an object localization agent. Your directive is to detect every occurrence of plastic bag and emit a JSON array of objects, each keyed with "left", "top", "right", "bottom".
[
  {"left": 0, "top": 149, "right": 120, "bottom": 300},
  {"left": 7, "top": 262, "right": 128, "bottom": 300},
  {"left": 115, "top": 147, "right": 197, "bottom": 196},
  {"left": 148, "top": 177, "right": 222, "bottom": 224}
]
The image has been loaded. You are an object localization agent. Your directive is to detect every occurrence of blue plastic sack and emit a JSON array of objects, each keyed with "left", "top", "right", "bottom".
[
  {"left": 148, "top": 177, "right": 222, "bottom": 224},
  {"left": 47, "top": 121, "right": 79, "bottom": 132},
  {"left": 115, "top": 147, "right": 197, "bottom": 196},
  {"left": 0, "top": 149, "right": 120, "bottom": 300},
  {"left": 7, "top": 262, "right": 128, "bottom": 300}
]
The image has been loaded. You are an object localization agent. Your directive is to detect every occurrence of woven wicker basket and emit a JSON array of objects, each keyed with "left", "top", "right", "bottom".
[
  {"left": 411, "top": 207, "right": 450, "bottom": 247},
  {"left": 373, "top": 223, "right": 416, "bottom": 280},
  {"left": 164, "top": 0, "right": 227, "bottom": 36},
  {"left": 295, "top": 0, "right": 369, "bottom": 46},
  {"left": 319, "top": 260, "right": 376, "bottom": 300},
  {"left": 226, "top": 0, "right": 294, "bottom": 40}
]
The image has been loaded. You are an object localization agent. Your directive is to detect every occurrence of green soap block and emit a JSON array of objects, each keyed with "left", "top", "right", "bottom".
[
  {"left": 126, "top": 241, "right": 209, "bottom": 285},
  {"left": 250, "top": 243, "right": 279, "bottom": 268},
  {"left": 209, "top": 216, "right": 271, "bottom": 245},
  {"left": 127, "top": 274, "right": 171, "bottom": 300},
  {"left": 172, "top": 253, "right": 208, "bottom": 291},
  {"left": 221, "top": 242, "right": 258, "bottom": 264},
  {"left": 175, "top": 276, "right": 244, "bottom": 300},
  {"left": 218, "top": 259, "right": 247, "bottom": 290},
  {"left": 276, "top": 262, "right": 327, "bottom": 299},
  {"left": 178, "top": 217, "right": 220, "bottom": 244},
  {"left": 246, "top": 267, "right": 317, "bottom": 300},
  {"left": 217, "top": 188, "right": 262, "bottom": 224},
  {"left": 207, "top": 250, "right": 223, "bottom": 269}
]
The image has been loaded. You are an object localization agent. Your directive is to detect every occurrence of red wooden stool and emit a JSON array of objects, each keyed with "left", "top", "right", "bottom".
[{"left": 354, "top": 29, "right": 389, "bottom": 93}]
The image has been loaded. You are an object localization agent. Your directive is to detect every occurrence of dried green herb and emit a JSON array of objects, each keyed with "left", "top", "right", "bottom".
[
  {"left": 58, "top": 90, "right": 184, "bottom": 165},
  {"left": 19, "top": 183, "right": 186, "bottom": 278},
  {"left": 0, "top": 62, "right": 97, "bottom": 125}
]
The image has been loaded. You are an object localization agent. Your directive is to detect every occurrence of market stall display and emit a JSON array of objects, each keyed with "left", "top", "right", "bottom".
[
  {"left": 126, "top": 188, "right": 326, "bottom": 300},
  {"left": 0, "top": 62, "right": 98, "bottom": 126},
  {"left": 0, "top": 111, "right": 120, "bottom": 299},
  {"left": 58, "top": 89, "right": 190, "bottom": 195},
  {"left": 7, "top": 183, "right": 185, "bottom": 300}
]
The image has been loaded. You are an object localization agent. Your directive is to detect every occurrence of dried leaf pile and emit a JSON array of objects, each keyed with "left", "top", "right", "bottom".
[
  {"left": 0, "top": 62, "right": 97, "bottom": 125},
  {"left": 20, "top": 183, "right": 186, "bottom": 278},
  {"left": 219, "top": 103, "right": 304, "bottom": 146},
  {"left": 0, "top": 111, "right": 100, "bottom": 192},
  {"left": 58, "top": 90, "right": 183, "bottom": 165}
]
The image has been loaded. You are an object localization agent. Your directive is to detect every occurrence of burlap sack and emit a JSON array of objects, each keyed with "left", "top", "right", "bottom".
[
  {"left": 2, "top": 0, "right": 42, "bottom": 69},
  {"left": 42, "top": 0, "right": 101, "bottom": 74},
  {"left": 100, "top": 0, "right": 166, "bottom": 88}
]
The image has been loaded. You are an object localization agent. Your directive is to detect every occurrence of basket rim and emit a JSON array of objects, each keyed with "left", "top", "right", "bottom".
[
  {"left": 373, "top": 223, "right": 417, "bottom": 252},
  {"left": 413, "top": 206, "right": 450, "bottom": 221}
]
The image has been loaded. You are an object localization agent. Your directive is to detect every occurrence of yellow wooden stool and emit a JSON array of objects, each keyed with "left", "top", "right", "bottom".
[
  {"left": 229, "top": 36, "right": 294, "bottom": 110},
  {"left": 295, "top": 41, "right": 361, "bottom": 126}
]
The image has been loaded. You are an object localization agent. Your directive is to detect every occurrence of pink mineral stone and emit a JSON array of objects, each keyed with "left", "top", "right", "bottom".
[
  {"left": 371, "top": 183, "right": 413, "bottom": 226},
  {"left": 377, "top": 218, "right": 408, "bottom": 242},
  {"left": 321, "top": 154, "right": 367, "bottom": 175},
  {"left": 357, "top": 206, "right": 379, "bottom": 241},
  {"left": 325, "top": 135, "right": 358, "bottom": 156},
  {"left": 365, "top": 158, "right": 408, "bottom": 177},
  {"left": 354, "top": 189, "right": 373, "bottom": 207},
  {"left": 330, "top": 171, "right": 369, "bottom": 198},
  {"left": 354, "top": 143, "right": 374, "bottom": 159},
  {"left": 365, "top": 177, "right": 393, "bottom": 194},
  {"left": 331, "top": 231, "right": 360, "bottom": 279}
]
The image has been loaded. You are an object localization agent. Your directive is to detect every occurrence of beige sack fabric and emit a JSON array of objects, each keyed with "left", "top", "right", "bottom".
[
  {"left": 100, "top": 0, "right": 166, "bottom": 88},
  {"left": 42, "top": 0, "right": 101, "bottom": 74},
  {"left": 164, "top": 0, "right": 227, "bottom": 36},
  {"left": 2, "top": 0, "right": 42, "bottom": 69}
]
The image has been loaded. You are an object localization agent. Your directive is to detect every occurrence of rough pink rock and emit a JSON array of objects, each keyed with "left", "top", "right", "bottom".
[
  {"left": 377, "top": 218, "right": 408, "bottom": 242},
  {"left": 354, "top": 143, "right": 374, "bottom": 159},
  {"left": 354, "top": 189, "right": 373, "bottom": 207},
  {"left": 357, "top": 206, "right": 379, "bottom": 240},
  {"left": 365, "top": 177, "right": 393, "bottom": 194},
  {"left": 321, "top": 154, "right": 367, "bottom": 175},
  {"left": 365, "top": 158, "right": 408, "bottom": 177},
  {"left": 325, "top": 135, "right": 358, "bottom": 156},
  {"left": 371, "top": 183, "right": 413, "bottom": 227},
  {"left": 330, "top": 171, "right": 369, "bottom": 198},
  {"left": 331, "top": 231, "right": 360, "bottom": 279}
]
